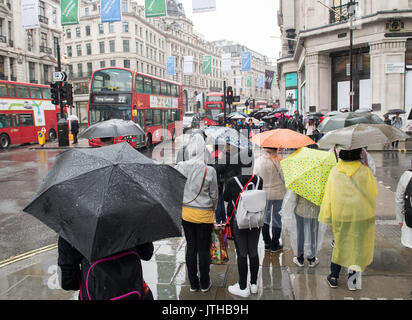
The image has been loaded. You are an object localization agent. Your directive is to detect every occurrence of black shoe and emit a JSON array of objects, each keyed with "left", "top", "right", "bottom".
[
  {"left": 264, "top": 243, "right": 271, "bottom": 251},
  {"left": 327, "top": 275, "right": 338, "bottom": 288},
  {"left": 270, "top": 244, "right": 283, "bottom": 253}
]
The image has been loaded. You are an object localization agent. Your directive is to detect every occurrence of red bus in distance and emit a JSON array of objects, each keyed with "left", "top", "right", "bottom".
[
  {"left": 87, "top": 67, "right": 183, "bottom": 148},
  {"left": 204, "top": 92, "right": 224, "bottom": 126}
]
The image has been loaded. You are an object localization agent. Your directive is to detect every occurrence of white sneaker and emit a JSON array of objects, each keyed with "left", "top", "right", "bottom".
[
  {"left": 250, "top": 284, "right": 258, "bottom": 294},
  {"left": 293, "top": 257, "right": 304, "bottom": 268},
  {"left": 228, "top": 283, "right": 250, "bottom": 298},
  {"left": 308, "top": 258, "right": 319, "bottom": 268}
]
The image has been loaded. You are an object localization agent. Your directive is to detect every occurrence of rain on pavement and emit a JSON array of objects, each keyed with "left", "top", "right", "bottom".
[{"left": 1, "top": 140, "right": 412, "bottom": 300}]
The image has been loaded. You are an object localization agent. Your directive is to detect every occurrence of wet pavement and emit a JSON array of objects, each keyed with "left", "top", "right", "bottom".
[{"left": 0, "top": 138, "right": 412, "bottom": 300}]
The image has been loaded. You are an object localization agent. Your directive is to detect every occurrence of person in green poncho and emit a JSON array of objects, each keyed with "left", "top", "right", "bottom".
[{"left": 319, "top": 148, "right": 377, "bottom": 291}]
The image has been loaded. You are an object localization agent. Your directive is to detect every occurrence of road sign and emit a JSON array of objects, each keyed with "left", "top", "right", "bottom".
[
  {"left": 41, "top": 127, "right": 46, "bottom": 134},
  {"left": 53, "top": 71, "right": 67, "bottom": 82}
]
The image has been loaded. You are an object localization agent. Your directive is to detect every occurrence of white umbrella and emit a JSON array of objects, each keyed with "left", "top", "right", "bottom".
[
  {"left": 327, "top": 111, "right": 343, "bottom": 117},
  {"left": 317, "top": 123, "right": 409, "bottom": 150},
  {"left": 68, "top": 115, "right": 79, "bottom": 121}
]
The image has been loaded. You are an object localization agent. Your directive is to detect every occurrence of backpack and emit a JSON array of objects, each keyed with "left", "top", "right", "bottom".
[
  {"left": 403, "top": 175, "right": 412, "bottom": 228},
  {"left": 233, "top": 176, "right": 266, "bottom": 230},
  {"left": 80, "top": 251, "right": 151, "bottom": 300}
]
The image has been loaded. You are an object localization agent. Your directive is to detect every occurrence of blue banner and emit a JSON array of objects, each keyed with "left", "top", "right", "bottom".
[
  {"left": 101, "top": 0, "right": 121, "bottom": 22},
  {"left": 258, "top": 75, "right": 264, "bottom": 88},
  {"left": 167, "top": 56, "right": 175, "bottom": 76},
  {"left": 241, "top": 51, "right": 251, "bottom": 71}
]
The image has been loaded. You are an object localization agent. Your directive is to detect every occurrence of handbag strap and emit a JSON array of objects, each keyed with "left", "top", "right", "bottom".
[
  {"left": 228, "top": 175, "right": 255, "bottom": 224},
  {"left": 183, "top": 166, "right": 208, "bottom": 205}
]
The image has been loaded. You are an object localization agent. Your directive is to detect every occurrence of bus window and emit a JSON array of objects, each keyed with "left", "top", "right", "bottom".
[
  {"left": 152, "top": 79, "right": 160, "bottom": 95},
  {"left": 153, "top": 109, "right": 161, "bottom": 126},
  {"left": 160, "top": 81, "right": 167, "bottom": 96},
  {"left": 8, "top": 85, "right": 16, "bottom": 97},
  {"left": 144, "top": 77, "right": 152, "bottom": 94},
  {"left": 12, "top": 114, "right": 19, "bottom": 127},
  {"left": 167, "top": 83, "right": 172, "bottom": 96},
  {"left": 30, "top": 87, "right": 42, "bottom": 99},
  {"left": 136, "top": 75, "right": 144, "bottom": 93},
  {"left": 171, "top": 85, "right": 177, "bottom": 97},
  {"left": 145, "top": 110, "right": 153, "bottom": 126},
  {"left": 16, "top": 86, "right": 30, "bottom": 98},
  {"left": 0, "top": 114, "right": 11, "bottom": 128},
  {"left": 42, "top": 88, "right": 51, "bottom": 99},
  {"left": 0, "top": 84, "right": 8, "bottom": 97},
  {"left": 19, "top": 114, "right": 33, "bottom": 126}
]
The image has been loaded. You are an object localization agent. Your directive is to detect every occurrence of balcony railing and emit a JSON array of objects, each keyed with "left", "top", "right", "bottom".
[
  {"left": 40, "top": 46, "right": 52, "bottom": 54},
  {"left": 39, "top": 15, "right": 49, "bottom": 24},
  {"left": 0, "top": 35, "right": 6, "bottom": 43},
  {"left": 330, "top": 2, "right": 358, "bottom": 24}
]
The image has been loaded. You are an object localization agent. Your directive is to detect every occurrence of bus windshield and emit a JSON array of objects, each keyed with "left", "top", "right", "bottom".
[
  {"left": 91, "top": 69, "right": 133, "bottom": 92},
  {"left": 88, "top": 105, "right": 132, "bottom": 124},
  {"left": 205, "top": 109, "right": 221, "bottom": 121},
  {"left": 206, "top": 95, "right": 224, "bottom": 102}
]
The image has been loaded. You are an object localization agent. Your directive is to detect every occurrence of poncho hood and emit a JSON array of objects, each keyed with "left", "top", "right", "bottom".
[{"left": 336, "top": 160, "right": 362, "bottom": 177}]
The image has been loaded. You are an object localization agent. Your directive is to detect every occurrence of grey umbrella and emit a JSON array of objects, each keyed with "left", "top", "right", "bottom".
[
  {"left": 23, "top": 143, "right": 186, "bottom": 262},
  {"left": 203, "top": 126, "right": 250, "bottom": 149},
  {"left": 79, "top": 119, "right": 145, "bottom": 139},
  {"left": 317, "top": 112, "right": 384, "bottom": 133}
]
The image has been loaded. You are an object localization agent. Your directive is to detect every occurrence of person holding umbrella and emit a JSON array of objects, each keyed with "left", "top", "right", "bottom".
[
  {"left": 175, "top": 133, "right": 219, "bottom": 293},
  {"left": 70, "top": 117, "right": 79, "bottom": 144},
  {"left": 391, "top": 113, "right": 403, "bottom": 150},
  {"left": 319, "top": 148, "right": 378, "bottom": 291}
]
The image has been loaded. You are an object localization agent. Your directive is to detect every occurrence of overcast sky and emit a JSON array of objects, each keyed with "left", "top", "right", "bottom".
[{"left": 135, "top": 0, "right": 282, "bottom": 60}]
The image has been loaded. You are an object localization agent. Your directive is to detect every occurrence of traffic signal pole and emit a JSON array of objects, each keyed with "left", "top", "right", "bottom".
[
  {"left": 223, "top": 80, "right": 227, "bottom": 127},
  {"left": 56, "top": 44, "right": 69, "bottom": 147}
]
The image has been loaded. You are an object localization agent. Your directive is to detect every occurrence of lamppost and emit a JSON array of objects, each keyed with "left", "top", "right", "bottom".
[{"left": 348, "top": 0, "right": 357, "bottom": 112}]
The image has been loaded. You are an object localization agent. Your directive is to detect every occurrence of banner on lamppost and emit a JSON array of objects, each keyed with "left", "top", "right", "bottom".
[
  {"left": 184, "top": 56, "right": 193, "bottom": 75},
  {"left": 221, "top": 53, "right": 231, "bottom": 73},
  {"left": 265, "top": 70, "right": 275, "bottom": 89},
  {"left": 61, "top": 0, "right": 79, "bottom": 26},
  {"left": 258, "top": 75, "right": 264, "bottom": 88},
  {"left": 192, "top": 0, "right": 216, "bottom": 13},
  {"left": 241, "top": 51, "right": 251, "bottom": 71},
  {"left": 235, "top": 76, "right": 242, "bottom": 89},
  {"left": 101, "top": 0, "right": 121, "bottom": 22},
  {"left": 202, "top": 55, "right": 212, "bottom": 74},
  {"left": 247, "top": 76, "right": 252, "bottom": 87},
  {"left": 166, "top": 56, "right": 175, "bottom": 76},
  {"left": 145, "top": 0, "right": 166, "bottom": 17},
  {"left": 22, "top": 0, "right": 40, "bottom": 29}
]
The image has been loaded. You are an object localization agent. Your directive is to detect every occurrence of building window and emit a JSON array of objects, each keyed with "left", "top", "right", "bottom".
[
  {"left": 122, "top": 22, "right": 129, "bottom": 33},
  {"left": 100, "top": 61, "right": 106, "bottom": 68},
  {"left": 124, "top": 60, "right": 130, "bottom": 68},
  {"left": 67, "top": 46, "right": 72, "bottom": 57},
  {"left": 66, "top": 29, "right": 71, "bottom": 39},
  {"left": 85, "top": 25, "right": 91, "bottom": 36},
  {"left": 27, "top": 30, "right": 33, "bottom": 52},
  {"left": 77, "top": 63, "right": 83, "bottom": 77},
  {"left": 123, "top": 39, "right": 129, "bottom": 52},
  {"left": 85, "top": 7, "right": 89, "bottom": 16},
  {"left": 43, "top": 65, "right": 49, "bottom": 83},
  {"left": 68, "top": 64, "right": 73, "bottom": 77},
  {"left": 109, "top": 22, "right": 114, "bottom": 33},
  {"left": 39, "top": 1, "right": 45, "bottom": 17},
  {"left": 40, "top": 32, "right": 47, "bottom": 48},
  {"left": 109, "top": 40, "right": 115, "bottom": 52},
  {"left": 87, "top": 62, "right": 92, "bottom": 76},
  {"left": 99, "top": 41, "right": 105, "bottom": 54},
  {"left": 121, "top": 0, "right": 128, "bottom": 12},
  {"left": 86, "top": 43, "right": 92, "bottom": 55},
  {"left": 76, "top": 27, "right": 80, "bottom": 37},
  {"left": 76, "top": 44, "right": 82, "bottom": 56},
  {"left": 29, "top": 62, "right": 36, "bottom": 82},
  {"left": 110, "top": 60, "right": 116, "bottom": 67},
  {"left": 98, "top": 24, "right": 104, "bottom": 34}
]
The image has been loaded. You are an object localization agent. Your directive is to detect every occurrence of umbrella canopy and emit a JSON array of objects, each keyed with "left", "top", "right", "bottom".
[
  {"left": 68, "top": 115, "right": 79, "bottom": 121},
  {"left": 317, "top": 123, "right": 409, "bottom": 150},
  {"left": 317, "top": 112, "right": 384, "bottom": 133},
  {"left": 203, "top": 126, "right": 250, "bottom": 149},
  {"left": 355, "top": 108, "right": 373, "bottom": 113},
  {"left": 327, "top": 111, "right": 343, "bottom": 117},
  {"left": 228, "top": 111, "right": 248, "bottom": 119},
  {"left": 386, "top": 109, "right": 406, "bottom": 115},
  {"left": 23, "top": 143, "right": 186, "bottom": 262},
  {"left": 247, "top": 117, "right": 260, "bottom": 126},
  {"left": 274, "top": 113, "right": 291, "bottom": 119},
  {"left": 273, "top": 108, "right": 289, "bottom": 113},
  {"left": 308, "top": 112, "right": 325, "bottom": 117},
  {"left": 280, "top": 147, "right": 337, "bottom": 206},
  {"left": 78, "top": 119, "right": 145, "bottom": 139},
  {"left": 231, "top": 114, "right": 247, "bottom": 120},
  {"left": 262, "top": 114, "right": 277, "bottom": 122},
  {"left": 250, "top": 129, "right": 315, "bottom": 149}
]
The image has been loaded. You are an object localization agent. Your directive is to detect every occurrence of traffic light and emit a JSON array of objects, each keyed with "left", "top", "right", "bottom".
[
  {"left": 61, "top": 83, "right": 73, "bottom": 106},
  {"left": 226, "top": 86, "right": 233, "bottom": 105},
  {"left": 50, "top": 82, "right": 59, "bottom": 105}
]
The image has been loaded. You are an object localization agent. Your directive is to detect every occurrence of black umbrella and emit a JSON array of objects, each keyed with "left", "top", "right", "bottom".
[
  {"left": 385, "top": 109, "right": 406, "bottom": 115},
  {"left": 273, "top": 108, "right": 289, "bottom": 113},
  {"left": 79, "top": 119, "right": 145, "bottom": 139},
  {"left": 23, "top": 143, "right": 186, "bottom": 262}
]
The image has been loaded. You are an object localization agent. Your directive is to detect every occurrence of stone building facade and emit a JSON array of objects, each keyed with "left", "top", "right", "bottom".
[{"left": 277, "top": 0, "right": 412, "bottom": 120}]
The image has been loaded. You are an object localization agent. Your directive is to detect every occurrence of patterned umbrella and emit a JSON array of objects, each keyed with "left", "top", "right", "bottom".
[{"left": 280, "top": 147, "right": 337, "bottom": 206}]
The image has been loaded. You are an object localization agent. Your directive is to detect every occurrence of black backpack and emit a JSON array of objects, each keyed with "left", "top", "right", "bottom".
[
  {"left": 403, "top": 176, "right": 412, "bottom": 228},
  {"left": 79, "top": 251, "right": 151, "bottom": 300}
]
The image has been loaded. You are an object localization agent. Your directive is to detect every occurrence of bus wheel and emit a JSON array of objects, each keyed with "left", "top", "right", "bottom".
[
  {"left": 48, "top": 129, "right": 57, "bottom": 141},
  {"left": 0, "top": 134, "right": 10, "bottom": 149},
  {"left": 146, "top": 134, "right": 153, "bottom": 149}
]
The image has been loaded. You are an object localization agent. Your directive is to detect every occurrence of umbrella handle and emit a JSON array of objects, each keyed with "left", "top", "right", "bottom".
[{"left": 333, "top": 146, "right": 338, "bottom": 162}]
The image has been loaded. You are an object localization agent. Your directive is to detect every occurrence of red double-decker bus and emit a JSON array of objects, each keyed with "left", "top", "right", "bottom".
[
  {"left": 87, "top": 67, "right": 183, "bottom": 147},
  {"left": 204, "top": 92, "right": 224, "bottom": 126},
  {"left": 0, "top": 80, "right": 61, "bottom": 149}
]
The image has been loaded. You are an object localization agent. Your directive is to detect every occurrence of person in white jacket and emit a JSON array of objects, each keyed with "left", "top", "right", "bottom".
[{"left": 395, "top": 169, "right": 412, "bottom": 249}]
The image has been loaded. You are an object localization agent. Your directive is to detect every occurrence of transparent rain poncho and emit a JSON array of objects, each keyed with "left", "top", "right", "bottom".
[
  {"left": 318, "top": 160, "right": 378, "bottom": 272},
  {"left": 280, "top": 190, "right": 327, "bottom": 259}
]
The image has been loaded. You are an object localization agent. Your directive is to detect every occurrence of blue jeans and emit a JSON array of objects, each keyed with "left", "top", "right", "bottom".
[
  {"left": 214, "top": 194, "right": 226, "bottom": 224},
  {"left": 262, "top": 200, "right": 283, "bottom": 248},
  {"left": 295, "top": 213, "right": 319, "bottom": 260}
]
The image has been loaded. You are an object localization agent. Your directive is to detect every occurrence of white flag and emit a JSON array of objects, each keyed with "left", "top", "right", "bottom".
[
  {"left": 184, "top": 56, "right": 193, "bottom": 75},
  {"left": 221, "top": 53, "right": 231, "bottom": 73},
  {"left": 22, "top": 0, "right": 40, "bottom": 29},
  {"left": 192, "top": 0, "right": 216, "bottom": 13},
  {"left": 235, "top": 75, "right": 242, "bottom": 89}
]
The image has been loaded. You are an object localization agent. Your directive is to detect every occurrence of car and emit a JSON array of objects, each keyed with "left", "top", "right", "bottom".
[{"left": 182, "top": 112, "right": 200, "bottom": 132}]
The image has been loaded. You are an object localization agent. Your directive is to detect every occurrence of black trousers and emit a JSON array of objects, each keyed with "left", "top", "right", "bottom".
[
  {"left": 182, "top": 220, "right": 213, "bottom": 289},
  {"left": 231, "top": 220, "right": 260, "bottom": 290}
]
